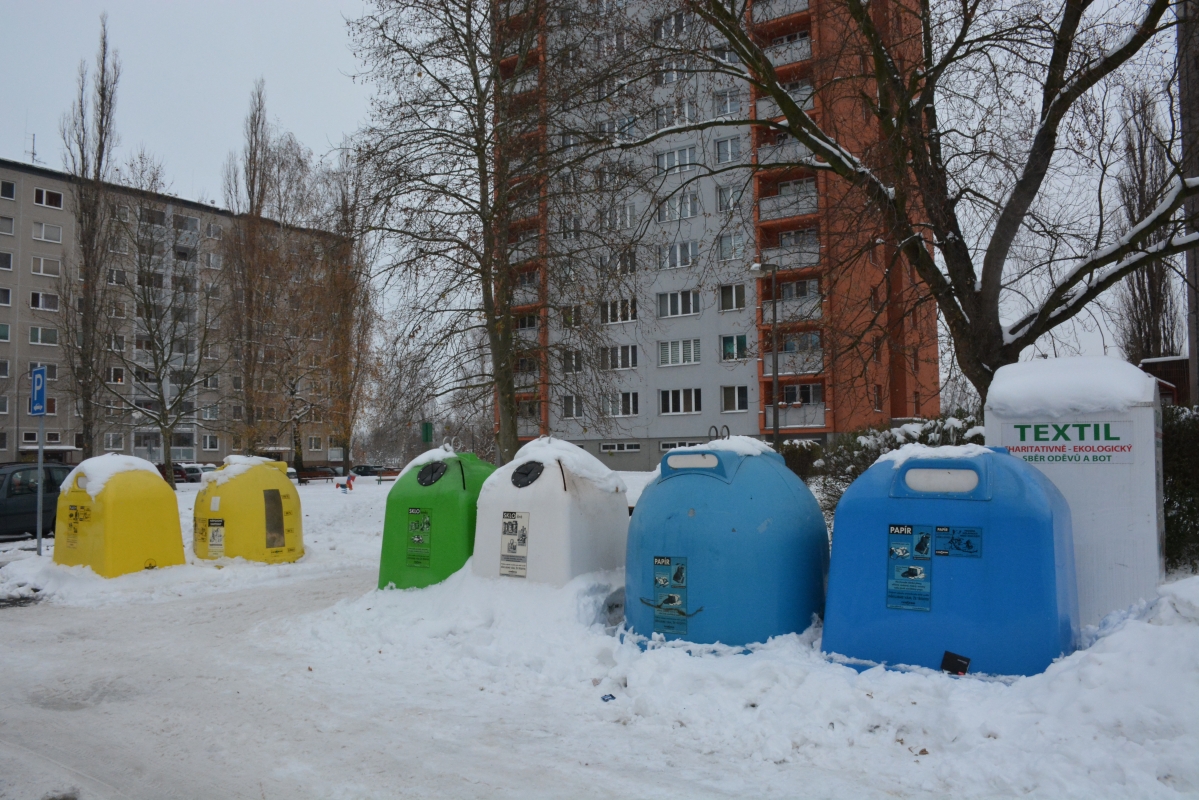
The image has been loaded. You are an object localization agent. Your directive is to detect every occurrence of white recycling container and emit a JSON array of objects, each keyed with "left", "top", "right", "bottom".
[
  {"left": 984, "top": 356, "right": 1163, "bottom": 626},
  {"left": 473, "top": 437, "right": 629, "bottom": 586}
]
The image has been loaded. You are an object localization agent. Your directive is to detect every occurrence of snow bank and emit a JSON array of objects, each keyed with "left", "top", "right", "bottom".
[
  {"left": 876, "top": 442, "right": 993, "bottom": 468},
  {"left": 987, "top": 356, "right": 1157, "bottom": 418},
  {"left": 201, "top": 454, "right": 277, "bottom": 486},
  {"left": 62, "top": 454, "right": 162, "bottom": 499},
  {"left": 483, "top": 437, "right": 626, "bottom": 496},
  {"left": 397, "top": 443, "right": 456, "bottom": 480},
  {"left": 278, "top": 570, "right": 1199, "bottom": 797},
  {"left": 676, "top": 435, "right": 775, "bottom": 457},
  {"left": 616, "top": 469, "right": 659, "bottom": 505}
]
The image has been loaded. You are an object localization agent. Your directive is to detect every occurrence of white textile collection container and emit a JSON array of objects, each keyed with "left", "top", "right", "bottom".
[
  {"left": 472, "top": 438, "right": 629, "bottom": 587},
  {"left": 985, "top": 356, "right": 1163, "bottom": 627}
]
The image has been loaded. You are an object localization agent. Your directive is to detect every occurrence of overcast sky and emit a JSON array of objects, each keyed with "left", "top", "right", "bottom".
[{"left": 0, "top": 1, "right": 374, "bottom": 206}]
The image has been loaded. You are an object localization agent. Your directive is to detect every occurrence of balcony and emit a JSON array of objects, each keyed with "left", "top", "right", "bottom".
[
  {"left": 762, "top": 349, "right": 823, "bottom": 376},
  {"left": 509, "top": 235, "right": 541, "bottom": 264},
  {"left": 765, "top": 37, "right": 811, "bottom": 68},
  {"left": 498, "top": 0, "right": 536, "bottom": 20},
  {"left": 511, "top": 70, "right": 539, "bottom": 95},
  {"left": 758, "top": 136, "right": 814, "bottom": 167},
  {"left": 763, "top": 402, "right": 826, "bottom": 428},
  {"left": 517, "top": 417, "right": 542, "bottom": 437},
  {"left": 759, "top": 243, "right": 819, "bottom": 271},
  {"left": 514, "top": 283, "right": 541, "bottom": 306},
  {"left": 768, "top": 294, "right": 822, "bottom": 322},
  {"left": 752, "top": 0, "right": 809, "bottom": 23},
  {"left": 756, "top": 88, "right": 813, "bottom": 120},
  {"left": 759, "top": 188, "right": 818, "bottom": 221}
]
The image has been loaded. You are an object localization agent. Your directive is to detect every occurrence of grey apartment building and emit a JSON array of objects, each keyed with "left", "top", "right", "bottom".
[
  {"left": 503, "top": 0, "right": 941, "bottom": 471},
  {"left": 0, "top": 157, "right": 342, "bottom": 467}
]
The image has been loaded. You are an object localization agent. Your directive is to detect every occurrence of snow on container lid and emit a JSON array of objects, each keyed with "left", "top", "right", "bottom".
[
  {"left": 986, "top": 356, "right": 1157, "bottom": 418},
  {"left": 398, "top": 443, "right": 457, "bottom": 480},
  {"left": 201, "top": 455, "right": 281, "bottom": 486},
  {"left": 480, "top": 437, "right": 627, "bottom": 499},
  {"left": 63, "top": 454, "right": 162, "bottom": 499}
]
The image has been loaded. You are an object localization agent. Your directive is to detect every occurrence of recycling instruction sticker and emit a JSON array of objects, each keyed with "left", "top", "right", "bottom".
[
  {"left": 887, "top": 524, "right": 931, "bottom": 611},
  {"left": 499, "top": 511, "right": 529, "bottom": 578},
  {"left": 650, "top": 556, "right": 690, "bottom": 635},
  {"left": 406, "top": 507, "right": 432, "bottom": 568},
  {"left": 207, "top": 518, "right": 225, "bottom": 558},
  {"left": 934, "top": 526, "right": 983, "bottom": 557}
]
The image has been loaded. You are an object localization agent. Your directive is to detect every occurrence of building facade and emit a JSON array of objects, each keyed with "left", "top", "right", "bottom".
[
  {"left": 0, "top": 157, "right": 343, "bottom": 468},
  {"left": 500, "top": 0, "right": 940, "bottom": 470}
]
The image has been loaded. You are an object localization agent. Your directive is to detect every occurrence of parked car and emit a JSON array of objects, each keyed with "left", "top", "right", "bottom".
[
  {"left": 179, "top": 464, "right": 204, "bottom": 483},
  {"left": 286, "top": 467, "right": 298, "bottom": 482},
  {"left": 0, "top": 463, "right": 73, "bottom": 540},
  {"left": 351, "top": 465, "right": 380, "bottom": 477},
  {"left": 156, "top": 464, "right": 188, "bottom": 483},
  {"left": 296, "top": 466, "right": 337, "bottom": 483},
  {"left": 200, "top": 464, "right": 217, "bottom": 474}
]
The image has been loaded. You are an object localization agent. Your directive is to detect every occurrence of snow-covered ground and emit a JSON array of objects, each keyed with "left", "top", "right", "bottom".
[{"left": 1, "top": 480, "right": 1197, "bottom": 799}]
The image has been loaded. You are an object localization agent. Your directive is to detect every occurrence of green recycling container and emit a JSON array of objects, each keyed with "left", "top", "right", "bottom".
[{"left": 378, "top": 451, "right": 496, "bottom": 589}]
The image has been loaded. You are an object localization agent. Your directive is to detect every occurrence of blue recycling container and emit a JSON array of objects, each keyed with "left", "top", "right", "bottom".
[
  {"left": 625, "top": 446, "right": 828, "bottom": 646},
  {"left": 822, "top": 447, "right": 1079, "bottom": 676}
]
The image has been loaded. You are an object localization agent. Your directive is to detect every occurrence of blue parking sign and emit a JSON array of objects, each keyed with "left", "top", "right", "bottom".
[{"left": 30, "top": 366, "right": 46, "bottom": 416}]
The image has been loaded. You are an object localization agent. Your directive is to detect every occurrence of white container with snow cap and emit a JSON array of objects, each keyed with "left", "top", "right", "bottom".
[
  {"left": 984, "top": 356, "right": 1163, "bottom": 626},
  {"left": 472, "top": 437, "right": 629, "bottom": 586}
]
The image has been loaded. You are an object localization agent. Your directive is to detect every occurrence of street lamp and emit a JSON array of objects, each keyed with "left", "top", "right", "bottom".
[{"left": 751, "top": 261, "right": 780, "bottom": 449}]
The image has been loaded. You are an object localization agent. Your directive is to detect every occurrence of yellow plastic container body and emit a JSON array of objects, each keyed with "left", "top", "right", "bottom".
[
  {"left": 54, "top": 470, "right": 185, "bottom": 578},
  {"left": 193, "top": 461, "right": 304, "bottom": 563}
]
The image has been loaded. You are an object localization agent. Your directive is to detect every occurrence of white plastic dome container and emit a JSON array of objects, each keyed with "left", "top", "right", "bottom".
[{"left": 472, "top": 438, "right": 629, "bottom": 586}]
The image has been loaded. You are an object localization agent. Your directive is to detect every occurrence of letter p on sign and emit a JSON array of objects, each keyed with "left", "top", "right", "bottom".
[{"left": 30, "top": 366, "right": 46, "bottom": 416}]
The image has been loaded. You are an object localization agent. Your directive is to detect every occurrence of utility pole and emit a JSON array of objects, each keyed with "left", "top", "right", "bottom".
[
  {"left": 1181, "top": 0, "right": 1199, "bottom": 405},
  {"left": 753, "top": 262, "right": 781, "bottom": 448}
]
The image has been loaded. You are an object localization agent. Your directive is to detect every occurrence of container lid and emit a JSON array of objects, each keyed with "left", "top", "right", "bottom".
[
  {"left": 511, "top": 460, "right": 544, "bottom": 488},
  {"left": 417, "top": 461, "right": 449, "bottom": 486},
  {"left": 986, "top": 356, "right": 1158, "bottom": 418}
]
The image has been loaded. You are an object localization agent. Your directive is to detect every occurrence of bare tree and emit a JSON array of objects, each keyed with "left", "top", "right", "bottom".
[
  {"left": 103, "top": 152, "right": 226, "bottom": 487},
  {"left": 642, "top": 0, "right": 1197, "bottom": 401},
  {"left": 351, "top": 0, "right": 657, "bottom": 461},
  {"left": 1112, "top": 87, "right": 1182, "bottom": 364},
  {"left": 60, "top": 15, "right": 121, "bottom": 458}
]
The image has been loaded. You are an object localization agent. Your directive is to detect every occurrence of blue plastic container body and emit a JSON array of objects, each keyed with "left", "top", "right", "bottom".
[
  {"left": 625, "top": 448, "right": 828, "bottom": 646},
  {"left": 822, "top": 448, "right": 1079, "bottom": 676}
]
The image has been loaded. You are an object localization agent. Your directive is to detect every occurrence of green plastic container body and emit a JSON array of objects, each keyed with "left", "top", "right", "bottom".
[{"left": 378, "top": 453, "right": 496, "bottom": 589}]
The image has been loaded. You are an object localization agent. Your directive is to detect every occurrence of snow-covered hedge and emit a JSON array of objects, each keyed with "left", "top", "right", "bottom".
[{"left": 1163, "top": 406, "right": 1199, "bottom": 572}]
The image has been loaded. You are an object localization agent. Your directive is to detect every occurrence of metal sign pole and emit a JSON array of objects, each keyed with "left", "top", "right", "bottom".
[{"left": 31, "top": 367, "right": 46, "bottom": 556}]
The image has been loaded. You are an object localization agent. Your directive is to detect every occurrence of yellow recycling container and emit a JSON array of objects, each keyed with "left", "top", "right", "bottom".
[
  {"left": 54, "top": 455, "right": 184, "bottom": 578},
  {"left": 194, "top": 457, "right": 304, "bottom": 563}
]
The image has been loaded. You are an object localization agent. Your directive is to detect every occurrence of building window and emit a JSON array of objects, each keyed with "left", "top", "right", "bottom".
[
  {"left": 31, "top": 223, "right": 62, "bottom": 243},
  {"left": 716, "top": 186, "right": 743, "bottom": 213},
  {"left": 0, "top": 360, "right": 7, "bottom": 379},
  {"left": 29, "top": 363, "right": 57, "bottom": 380},
  {"left": 0, "top": 432, "right": 7, "bottom": 450},
  {"left": 657, "top": 290, "right": 700, "bottom": 318},
  {"left": 0, "top": 252, "right": 11, "bottom": 270},
  {"left": 655, "top": 146, "right": 697, "bottom": 174},
  {"left": 23, "top": 431, "right": 38, "bottom": 444},
  {"left": 31, "top": 257, "right": 61, "bottom": 276},
  {"left": 660, "top": 440, "right": 704, "bottom": 451},
  {"left": 715, "top": 137, "right": 741, "bottom": 164},
  {"left": 717, "top": 232, "right": 744, "bottom": 262},
  {"left": 562, "top": 395, "right": 582, "bottom": 419},
  {"left": 203, "top": 375, "right": 220, "bottom": 389},
  {"left": 652, "top": 11, "right": 690, "bottom": 39},
  {"left": 562, "top": 350, "right": 582, "bottom": 374},
  {"left": 201, "top": 405, "right": 219, "bottom": 421},
  {"left": 0, "top": 217, "right": 13, "bottom": 236},
  {"left": 104, "top": 433, "right": 124, "bottom": 451},
  {"left": 873, "top": 384, "right": 883, "bottom": 411},
  {"left": 45, "top": 431, "right": 61, "bottom": 444},
  {"left": 719, "top": 284, "right": 746, "bottom": 311},
  {"left": 654, "top": 99, "right": 699, "bottom": 131},
  {"left": 656, "top": 192, "right": 699, "bottom": 222},
  {"left": 599, "top": 442, "right": 641, "bottom": 453},
  {"left": 30, "top": 292, "right": 59, "bottom": 311},
  {"left": 107, "top": 334, "right": 125, "bottom": 352},
  {"left": 721, "top": 386, "right": 749, "bottom": 412},
  {"left": 600, "top": 298, "right": 637, "bottom": 324},
  {"left": 107, "top": 268, "right": 127, "bottom": 285},
  {"left": 0, "top": 324, "right": 9, "bottom": 342},
  {"left": 659, "top": 241, "right": 699, "bottom": 270},
  {"left": 0, "top": 396, "right": 8, "bottom": 414},
  {"left": 602, "top": 392, "right": 639, "bottom": 417},
  {"left": 606, "top": 202, "right": 636, "bottom": 230},
  {"left": 202, "top": 434, "right": 219, "bottom": 451},
  {"left": 0, "top": 289, "right": 9, "bottom": 307},
  {"left": 600, "top": 251, "right": 637, "bottom": 275},
  {"left": 654, "top": 59, "right": 690, "bottom": 85},
  {"left": 308, "top": 437, "right": 323, "bottom": 451},
  {"left": 34, "top": 188, "right": 64, "bottom": 209},
  {"left": 173, "top": 214, "right": 199, "bottom": 233},
  {"left": 561, "top": 305, "right": 582, "bottom": 327},
  {"left": 0, "top": 181, "right": 14, "bottom": 200},
  {"left": 29, "top": 327, "right": 58, "bottom": 346},
  {"left": 516, "top": 314, "right": 538, "bottom": 330},
  {"left": 660, "top": 388, "right": 701, "bottom": 415},
  {"left": 714, "top": 89, "right": 739, "bottom": 117},
  {"left": 721, "top": 334, "right": 749, "bottom": 361},
  {"left": 601, "top": 345, "right": 638, "bottom": 370},
  {"left": 783, "top": 383, "right": 824, "bottom": 406},
  {"left": 105, "top": 367, "right": 125, "bottom": 384},
  {"left": 659, "top": 338, "right": 701, "bottom": 366}
]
